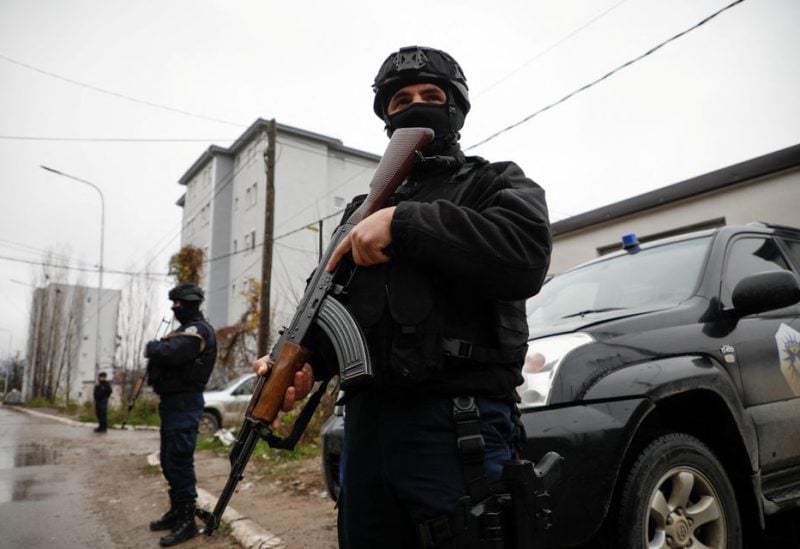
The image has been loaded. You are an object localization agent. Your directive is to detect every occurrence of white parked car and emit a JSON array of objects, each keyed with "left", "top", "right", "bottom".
[{"left": 200, "top": 373, "right": 257, "bottom": 435}]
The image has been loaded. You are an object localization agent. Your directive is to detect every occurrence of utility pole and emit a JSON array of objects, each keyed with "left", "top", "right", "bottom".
[{"left": 257, "top": 119, "right": 277, "bottom": 358}]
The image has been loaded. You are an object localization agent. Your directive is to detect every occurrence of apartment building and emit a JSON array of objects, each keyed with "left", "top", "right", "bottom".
[
  {"left": 23, "top": 283, "right": 121, "bottom": 403},
  {"left": 176, "top": 119, "right": 380, "bottom": 337}
]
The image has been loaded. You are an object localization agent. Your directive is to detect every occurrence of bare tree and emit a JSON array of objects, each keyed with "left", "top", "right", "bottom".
[
  {"left": 4, "top": 352, "right": 25, "bottom": 391},
  {"left": 214, "top": 278, "right": 260, "bottom": 386},
  {"left": 115, "top": 263, "right": 166, "bottom": 402},
  {"left": 26, "top": 248, "right": 90, "bottom": 402}
]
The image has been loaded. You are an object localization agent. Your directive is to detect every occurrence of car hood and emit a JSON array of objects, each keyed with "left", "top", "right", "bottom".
[
  {"left": 202, "top": 390, "right": 229, "bottom": 403},
  {"left": 529, "top": 306, "right": 664, "bottom": 339}
]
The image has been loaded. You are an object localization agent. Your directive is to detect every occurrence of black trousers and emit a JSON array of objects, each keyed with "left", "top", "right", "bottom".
[
  {"left": 337, "top": 392, "right": 515, "bottom": 548},
  {"left": 95, "top": 399, "right": 108, "bottom": 430},
  {"left": 158, "top": 392, "right": 203, "bottom": 504}
]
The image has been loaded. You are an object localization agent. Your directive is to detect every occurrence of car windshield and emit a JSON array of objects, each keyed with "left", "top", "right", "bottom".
[
  {"left": 207, "top": 375, "right": 253, "bottom": 392},
  {"left": 527, "top": 235, "right": 712, "bottom": 328}
]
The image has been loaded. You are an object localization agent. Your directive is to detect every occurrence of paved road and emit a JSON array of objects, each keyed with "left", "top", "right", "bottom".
[
  {"left": 0, "top": 405, "right": 119, "bottom": 548},
  {"left": 0, "top": 405, "right": 294, "bottom": 548}
]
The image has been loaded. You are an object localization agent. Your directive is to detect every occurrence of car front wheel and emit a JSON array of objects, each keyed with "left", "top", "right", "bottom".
[
  {"left": 616, "top": 432, "right": 741, "bottom": 549},
  {"left": 198, "top": 411, "right": 220, "bottom": 436}
]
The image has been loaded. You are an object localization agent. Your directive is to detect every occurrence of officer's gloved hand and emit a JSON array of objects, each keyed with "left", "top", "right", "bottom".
[{"left": 143, "top": 340, "right": 158, "bottom": 358}]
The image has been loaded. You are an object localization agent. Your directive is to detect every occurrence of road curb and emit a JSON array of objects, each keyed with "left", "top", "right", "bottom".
[
  {"left": 197, "top": 487, "right": 285, "bottom": 549},
  {"left": 4, "top": 405, "right": 285, "bottom": 548},
  {"left": 147, "top": 451, "right": 286, "bottom": 549}
]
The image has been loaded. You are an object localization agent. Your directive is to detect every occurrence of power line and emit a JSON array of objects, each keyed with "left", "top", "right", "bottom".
[
  {"left": 0, "top": 136, "right": 235, "bottom": 142},
  {"left": 0, "top": 53, "right": 247, "bottom": 128},
  {"left": 473, "top": 0, "right": 631, "bottom": 99},
  {"left": 0, "top": 254, "right": 170, "bottom": 278},
  {"left": 466, "top": 0, "right": 747, "bottom": 151}
]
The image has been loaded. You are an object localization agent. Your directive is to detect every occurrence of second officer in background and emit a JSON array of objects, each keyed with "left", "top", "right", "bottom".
[{"left": 144, "top": 283, "right": 217, "bottom": 547}]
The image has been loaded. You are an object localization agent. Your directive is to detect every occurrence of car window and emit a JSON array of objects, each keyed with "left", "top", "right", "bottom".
[
  {"left": 527, "top": 236, "right": 711, "bottom": 327},
  {"left": 721, "top": 237, "right": 792, "bottom": 306},
  {"left": 781, "top": 238, "right": 800, "bottom": 271},
  {"left": 233, "top": 376, "right": 257, "bottom": 396}
]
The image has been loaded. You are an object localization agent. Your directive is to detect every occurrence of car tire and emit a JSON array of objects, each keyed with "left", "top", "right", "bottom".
[
  {"left": 198, "top": 411, "right": 220, "bottom": 436},
  {"left": 615, "top": 432, "right": 741, "bottom": 549}
]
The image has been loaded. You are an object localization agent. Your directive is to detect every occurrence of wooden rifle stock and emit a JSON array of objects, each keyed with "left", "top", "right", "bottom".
[
  {"left": 198, "top": 127, "right": 434, "bottom": 535},
  {"left": 247, "top": 341, "right": 310, "bottom": 421}
]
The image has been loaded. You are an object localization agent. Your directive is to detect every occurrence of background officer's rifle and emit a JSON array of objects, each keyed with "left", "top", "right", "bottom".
[
  {"left": 121, "top": 314, "right": 171, "bottom": 428},
  {"left": 197, "top": 127, "right": 434, "bottom": 535}
]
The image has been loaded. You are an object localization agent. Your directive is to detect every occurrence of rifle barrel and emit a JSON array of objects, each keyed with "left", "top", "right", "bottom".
[{"left": 198, "top": 422, "right": 261, "bottom": 534}]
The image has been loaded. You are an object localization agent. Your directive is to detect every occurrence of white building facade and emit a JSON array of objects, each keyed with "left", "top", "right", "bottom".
[
  {"left": 23, "top": 283, "right": 121, "bottom": 403},
  {"left": 177, "top": 119, "right": 380, "bottom": 339}
]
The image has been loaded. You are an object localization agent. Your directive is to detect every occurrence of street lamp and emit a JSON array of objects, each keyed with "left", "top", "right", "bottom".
[{"left": 40, "top": 165, "right": 105, "bottom": 381}]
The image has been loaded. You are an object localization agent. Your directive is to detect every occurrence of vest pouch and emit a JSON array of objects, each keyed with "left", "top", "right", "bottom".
[
  {"left": 185, "top": 354, "right": 214, "bottom": 386},
  {"left": 493, "top": 300, "right": 529, "bottom": 356},
  {"left": 342, "top": 263, "right": 388, "bottom": 329},
  {"left": 387, "top": 262, "right": 443, "bottom": 384},
  {"left": 146, "top": 359, "right": 162, "bottom": 386}
]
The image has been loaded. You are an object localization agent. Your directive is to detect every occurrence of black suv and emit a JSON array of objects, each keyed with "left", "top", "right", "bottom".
[{"left": 321, "top": 222, "right": 800, "bottom": 548}]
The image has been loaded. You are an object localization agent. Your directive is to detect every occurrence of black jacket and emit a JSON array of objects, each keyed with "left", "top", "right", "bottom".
[
  {"left": 335, "top": 154, "right": 551, "bottom": 398},
  {"left": 94, "top": 380, "right": 112, "bottom": 402},
  {"left": 146, "top": 314, "right": 217, "bottom": 395}
]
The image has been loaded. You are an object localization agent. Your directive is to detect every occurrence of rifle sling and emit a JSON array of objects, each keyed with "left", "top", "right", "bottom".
[{"left": 265, "top": 377, "right": 331, "bottom": 450}]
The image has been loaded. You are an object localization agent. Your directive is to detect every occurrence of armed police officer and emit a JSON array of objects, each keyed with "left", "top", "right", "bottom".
[
  {"left": 257, "top": 46, "right": 551, "bottom": 548},
  {"left": 145, "top": 283, "right": 217, "bottom": 547}
]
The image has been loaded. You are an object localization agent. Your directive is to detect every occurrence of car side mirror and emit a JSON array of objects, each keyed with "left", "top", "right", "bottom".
[{"left": 731, "top": 270, "right": 800, "bottom": 316}]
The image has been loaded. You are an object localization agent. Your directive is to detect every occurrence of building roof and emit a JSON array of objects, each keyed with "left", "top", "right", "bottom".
[
  {"left": 176, "top": 119, "right": 381, "bottom": 186},
  {"left": 552, "top": 143, "right": 800, "bottom": 237}
]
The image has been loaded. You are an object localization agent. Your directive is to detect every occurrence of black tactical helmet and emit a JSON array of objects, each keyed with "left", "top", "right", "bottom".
[
  {"left": 168, "top": 283, "right": 204, "bottom": 303},
  {"left": 372, "top": 46, "right": 470, "bottom": 122}
]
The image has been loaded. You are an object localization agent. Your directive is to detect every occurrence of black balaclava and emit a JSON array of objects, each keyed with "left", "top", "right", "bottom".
[
  {"left": 172, "top": 300, "right": 201, "bottom": 325},
  {"left": 387, "top": 98, "right": 465, "bottom": 158}
]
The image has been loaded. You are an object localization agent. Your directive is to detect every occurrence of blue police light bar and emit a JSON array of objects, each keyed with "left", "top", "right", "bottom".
[{"left": 622, "top": 233, "right": 640, "bottom": 254}]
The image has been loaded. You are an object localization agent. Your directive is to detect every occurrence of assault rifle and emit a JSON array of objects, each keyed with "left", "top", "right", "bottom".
[
  {"left": 121, "top": 315, "right": 171, "bottom": 429},
  {"left": 197, "top": 127, "right": 434, "bottom": 534}
]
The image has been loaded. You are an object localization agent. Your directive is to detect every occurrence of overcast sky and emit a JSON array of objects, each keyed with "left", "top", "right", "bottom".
[{"left": 1, "top": 0, "right": 798, "bottom": 358}]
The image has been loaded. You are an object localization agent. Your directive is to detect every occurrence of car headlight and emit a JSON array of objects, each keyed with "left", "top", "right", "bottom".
[{"left": 517, "top": 332, "right": 595, "bottom": 409}]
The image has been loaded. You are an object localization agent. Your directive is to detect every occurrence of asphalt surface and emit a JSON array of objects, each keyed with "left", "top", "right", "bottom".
[{"left": 0, "top": 404, "right": 282, "bottom": 548}]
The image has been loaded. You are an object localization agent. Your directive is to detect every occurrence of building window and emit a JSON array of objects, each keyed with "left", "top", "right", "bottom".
[
  {"left": 246, "top": 229, "right": 256, "bottom": 251},
  {"left": 245, "top": 183, "right": 257, "bottom": 209}
]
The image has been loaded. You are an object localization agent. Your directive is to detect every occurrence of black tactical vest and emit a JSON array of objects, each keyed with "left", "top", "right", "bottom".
[
  {"left": 336, "top": 158, "right": 529, "bottom": 397},
  {"left": 149, "top": 319, "right": 217, "bottom": 394}
]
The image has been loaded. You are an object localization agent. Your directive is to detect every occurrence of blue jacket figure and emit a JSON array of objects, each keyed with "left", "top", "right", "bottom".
[{"left": 144, "top": 283, "right": 217, "bottom": 547}]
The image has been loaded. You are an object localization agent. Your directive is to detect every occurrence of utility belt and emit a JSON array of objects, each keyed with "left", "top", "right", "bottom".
[{"left": 417, "top": 397, "right": 563, "bottom": 549}]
